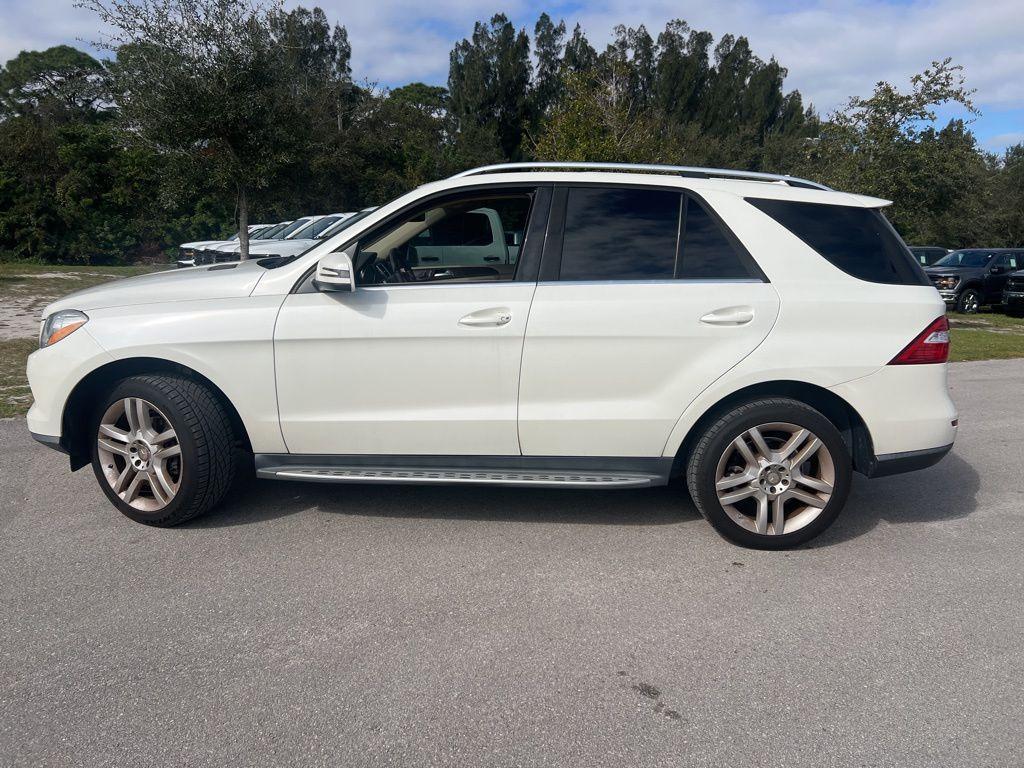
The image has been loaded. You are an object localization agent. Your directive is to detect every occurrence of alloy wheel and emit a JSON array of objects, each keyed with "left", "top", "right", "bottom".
[
  {"left": 714, "top": 422, "right": 835, "bottom": 536},
  {"left": 96, "top": 398, "right": 182, "bottom": 512}
]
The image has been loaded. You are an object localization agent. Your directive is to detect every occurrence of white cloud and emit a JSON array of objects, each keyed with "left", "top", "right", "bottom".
[{"left": 983, "top": 131, "right": 1024, "bottom": 150}]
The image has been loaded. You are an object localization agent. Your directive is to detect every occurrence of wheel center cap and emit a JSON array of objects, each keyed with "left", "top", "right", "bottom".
[
  {"left": 757, "top": 463, "right": 791, "bottom": 496},
  {"left": 128, "top": 440, "right": 153, "bottom": 469}
]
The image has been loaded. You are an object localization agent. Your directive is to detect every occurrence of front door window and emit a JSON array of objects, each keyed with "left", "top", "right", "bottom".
[{"left": 355, "top": 193, "right": 533, "bottom": 285}]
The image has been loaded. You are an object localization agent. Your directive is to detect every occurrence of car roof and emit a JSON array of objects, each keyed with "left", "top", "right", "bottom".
[{"left": 424, "top": 165, "right": 890, "bottom": 209}]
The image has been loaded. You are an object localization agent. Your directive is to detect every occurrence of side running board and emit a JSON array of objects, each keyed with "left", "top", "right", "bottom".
[{"left": 256, "top": 465, "right": 664, "bottom": 489}]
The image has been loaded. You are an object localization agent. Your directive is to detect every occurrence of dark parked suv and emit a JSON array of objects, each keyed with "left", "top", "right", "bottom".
[{"left": 924, "top": 249, "right": 1023, "bottom": 313}]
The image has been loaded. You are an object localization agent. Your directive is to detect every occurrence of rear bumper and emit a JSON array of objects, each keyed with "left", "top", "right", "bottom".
[
  {"left": 863, "top": 443, "right": 953, "bottom": 478},
  {"left": 829, "top": 363, "right": 958, "bottom": 458}
]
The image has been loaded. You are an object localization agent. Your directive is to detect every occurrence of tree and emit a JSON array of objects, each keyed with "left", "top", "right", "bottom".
[
  {"left": 802, "top": 58, "right": 982, "bottom": 243},
  {"left": 532, "top": 71, "right": 664, "bottom": 163},
  {"left": 655, "top": 21, "right": 712, "bottom": 125},
  {"left": 0, "top": 46, "right": 108, "bottom": 119},
  {"left": 80, "top": 0, "right": 351, "bottom": 258},
  {"left": 562, "top": 23, "right": 597, "bottom": 76},
  {"left": 532, "top": 13, "right": 566, "bottom": 119},
  {"left": 448, "top": 14, "right": 532, "bottom": 159}
]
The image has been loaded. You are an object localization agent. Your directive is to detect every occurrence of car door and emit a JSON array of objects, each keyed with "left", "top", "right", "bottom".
[
  {"left": 985, "top": 253, "right": 1018, "bottom": 301},
  {"left": 274, "top": 186, "right": 549, "bottom": 456},
  {"left": 518, "top": 184, "right": 780, "bottom": 458}
]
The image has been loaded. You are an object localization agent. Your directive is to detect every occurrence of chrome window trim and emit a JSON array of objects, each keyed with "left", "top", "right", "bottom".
[{"left": 351, "top": 277, "right": 768, "bottom": 292}]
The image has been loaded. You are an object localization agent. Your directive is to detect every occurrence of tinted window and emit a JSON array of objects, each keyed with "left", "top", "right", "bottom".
[
  {"left": 253, "top": 223, "right": 288, "bottom": 240},
  {"left": 997, "top": 253, "right": 1021, "bottom": 270},
  {"left": 559, "top": 188, "right": 680, "bottom": 280},
  {"left": 678, "top": 198, "right": 752, "bottom": 279},
  {"left": 415, "top": 210, "right": 494, "bottom": 247},
  {"left": 747, "top": 198, "right": 927, "bottom": 286},
  {"left": 292, "top": 216, "right": 341, "bottom": 240},
  {"left": 278, "top": 219, "right": 312, "bottom": 239},
  {"left": 932, "top": 250, "right": 994, "bottom": 268}
]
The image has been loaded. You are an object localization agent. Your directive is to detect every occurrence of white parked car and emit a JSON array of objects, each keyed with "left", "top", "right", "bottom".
[
  {"left": 206, "top": 214, "right": 339, "bottom": 259},
  {"left": 27, "top": 163, "right": 957, "bottom": 548},
  {"left": 233, "top": 209, "right": 376, "bottom": 261},
  {"left": 177, "top": 224, "right": 270, "bottom": 265}
]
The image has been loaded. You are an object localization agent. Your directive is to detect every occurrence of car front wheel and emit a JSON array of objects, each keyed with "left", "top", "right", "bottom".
[
  {"left": 956, "top": 288, "right": 981, "bottom": 314},
  {"left": 90, "top": 375, "right": 237, "bottom": 526},
  {"left": 686, "top": 398, "right": 852, "bottom": 549}
]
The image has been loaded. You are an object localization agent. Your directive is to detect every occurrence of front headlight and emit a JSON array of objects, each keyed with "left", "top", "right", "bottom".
[
  {"left": 39, "top": 310, "right": 89, "bottom": 349},
  {"left": 934, "top": 276, "right": 959, "bottom": 290}
]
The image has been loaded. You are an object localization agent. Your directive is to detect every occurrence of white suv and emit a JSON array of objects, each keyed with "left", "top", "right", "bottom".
[{"left": 27, "top": 163, "right": 957, "bottom": 548}]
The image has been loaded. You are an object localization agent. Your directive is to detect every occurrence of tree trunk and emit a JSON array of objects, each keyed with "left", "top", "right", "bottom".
[{"left": 238, "top": 186, "right": 250, "bottom": 260}]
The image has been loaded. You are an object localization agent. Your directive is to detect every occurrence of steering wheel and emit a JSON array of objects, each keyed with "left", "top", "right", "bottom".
[{"left": 390, "top": 247, "right": 419, "bottom": 283}]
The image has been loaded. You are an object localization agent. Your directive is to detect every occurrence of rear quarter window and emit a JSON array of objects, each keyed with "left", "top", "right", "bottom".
[{"left": 747, "top": 198, "right": 929, "bottom": 286}]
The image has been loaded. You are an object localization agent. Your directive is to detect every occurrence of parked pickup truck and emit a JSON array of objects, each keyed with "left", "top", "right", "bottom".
[
  {"left": 924, "top": 248, "right": 1023, "bottom": 313},
  {"left": 406, "top": 207, "right": 523, "bottom": 274},
  {"left": 1004, "top": 269, "right": 1024, "bottom": 317}
]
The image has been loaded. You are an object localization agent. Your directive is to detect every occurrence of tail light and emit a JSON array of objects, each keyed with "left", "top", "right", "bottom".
[{"left": 889, "top": 316, "right": 950, "bottom": 365}]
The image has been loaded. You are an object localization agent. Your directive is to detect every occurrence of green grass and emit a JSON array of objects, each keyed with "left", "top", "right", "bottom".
[
  {"left": 949, "top": 328, "right": 1024, "bottom": 362},
  {"left": 0, "top": 338, "right": 37, "bottom": 418}
]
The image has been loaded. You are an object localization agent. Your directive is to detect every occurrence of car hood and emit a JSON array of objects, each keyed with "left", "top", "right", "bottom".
[
  {"left": 42, "top": 260, "right": 268, "bottom": 317},
  {"left": 245, "top": 238, "right": 317, "bottom": 256},
  {"left": 924, "top": 266, "right": 975, "bottom": 276},
  {"left": 180, "top": 239, "right": 232, "bottom": 250}
]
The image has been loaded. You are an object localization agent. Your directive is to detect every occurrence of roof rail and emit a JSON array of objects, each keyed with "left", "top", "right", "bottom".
[{"left": 450, "top": 162, "right": 831, "bottom": 191}]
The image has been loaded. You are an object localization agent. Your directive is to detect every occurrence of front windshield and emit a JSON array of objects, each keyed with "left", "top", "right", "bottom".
[
  {"left": 318, "top": 208, "right": 376, "bottom": 239},
  {"left": 277, "top": 218, "right": 312, "bottom": 239},
  {"left": 253, "top": 222, "right": 289, "bottom": 240},
  {"left": 292, "top": 215, "right": 342, "bottom": 240},
  {"left": 934, "top": 250, "right": 994, "bottom": 268}
]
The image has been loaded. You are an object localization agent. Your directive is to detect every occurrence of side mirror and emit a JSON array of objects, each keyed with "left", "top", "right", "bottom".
[{"left": 314, "top": 250, "right": 356, "bottom": 292}]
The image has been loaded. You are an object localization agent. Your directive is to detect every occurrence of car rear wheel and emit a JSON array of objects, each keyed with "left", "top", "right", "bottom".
[
  {"left": 956, "top": 288, "right": 981, "bottom": 314},
  {"left": 90, "top": 375, "right": 237, "bottom": 526},
  {"left": 686, "top": 398, "right": 852, "bottom": 549}
]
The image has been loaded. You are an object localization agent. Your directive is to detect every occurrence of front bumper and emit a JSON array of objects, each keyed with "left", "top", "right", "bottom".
[
  {"left": 937, "top": 289, "right": 958, "bottom": 305},
  {"left": 1003, "top": 290, "right": 1024, "bottom": 310},
  {"left": 30, "top": 431, "right": 68, "bottom": 454}
]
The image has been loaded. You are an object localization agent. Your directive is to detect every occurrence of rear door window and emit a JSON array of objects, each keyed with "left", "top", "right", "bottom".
[
  {"left": 678, "top": 198, "right": 753, "bottom": 279},
  {"left": 747, "top": 198, "right": 928, "bottom": 286},
  {"left": 559, "top": 187, "right": 681, "bottom": 280}
]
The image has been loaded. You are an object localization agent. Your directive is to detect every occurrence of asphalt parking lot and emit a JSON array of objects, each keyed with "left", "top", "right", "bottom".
[{"left": 2, "top": 359, "right": 1022, "bottom": 768}]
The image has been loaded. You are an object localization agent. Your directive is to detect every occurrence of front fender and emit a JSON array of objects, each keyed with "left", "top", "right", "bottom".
[{"left": 37, "top": 296, "right": 287, "bottom": 455}]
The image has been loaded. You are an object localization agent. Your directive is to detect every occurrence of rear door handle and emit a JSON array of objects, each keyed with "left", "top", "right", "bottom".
[
  {"left": 459, "top": 307, "right": 512, "bottom": 327},
  {"left": 700, "top": 306, "right": 755, "bottom": 326}
]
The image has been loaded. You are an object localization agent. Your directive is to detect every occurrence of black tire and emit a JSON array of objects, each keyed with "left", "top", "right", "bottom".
[
  {"left": 956, "top": 288, "right": 981, "bottom": 314},
  {"left": 90, "top": 375, "right": 237, "bottom": 526},
  {"left": 685, "top": 398, "right": 852, "bottom": 549}
]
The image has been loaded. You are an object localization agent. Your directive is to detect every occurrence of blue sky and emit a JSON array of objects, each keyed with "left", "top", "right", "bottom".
[{"left": 1, "top": 0, "right": 1021, "bottom": 152}]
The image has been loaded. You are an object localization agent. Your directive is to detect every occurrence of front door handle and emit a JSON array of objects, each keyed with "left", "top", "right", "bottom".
[
  {"left": 700, "top": 306, "right": 755, "bottom": 326},
  {"left": 459, "top": 307, "right": 512, "bottom": 328}
]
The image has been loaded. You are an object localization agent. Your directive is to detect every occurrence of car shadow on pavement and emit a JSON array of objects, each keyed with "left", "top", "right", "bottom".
[
  {"left": 193, "top": 476, "right": 702, "bottom": 529},
  {"left": 194, "top": 450, "right": 980, "bottom": 543},
  {"left": 812, "top": 452, "right": 980, "bottom": 547}
]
